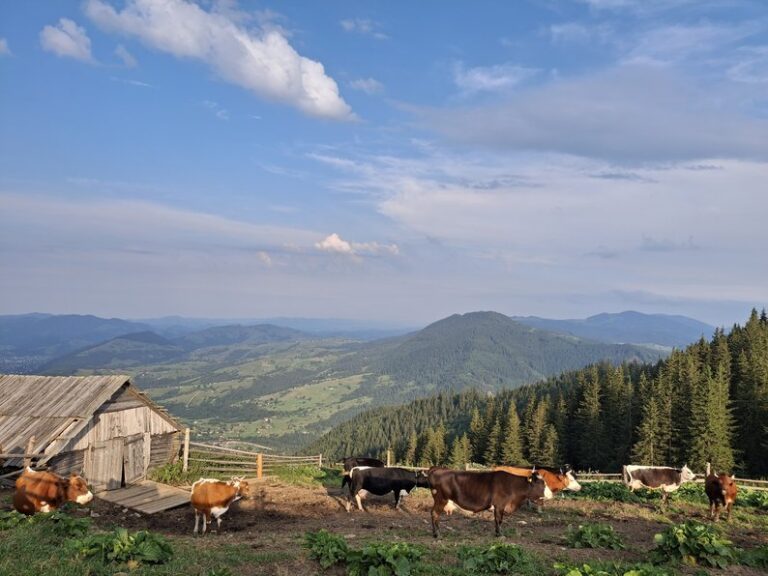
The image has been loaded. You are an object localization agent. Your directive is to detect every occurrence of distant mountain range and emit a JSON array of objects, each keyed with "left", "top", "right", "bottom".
[{"left": 513, "top": 310, "right": 714, "bottom": 348}]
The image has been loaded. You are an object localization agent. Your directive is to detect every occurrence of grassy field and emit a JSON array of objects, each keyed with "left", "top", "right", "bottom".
[{"left": 2, "top": 474, "right": 767, "bottom": 576}]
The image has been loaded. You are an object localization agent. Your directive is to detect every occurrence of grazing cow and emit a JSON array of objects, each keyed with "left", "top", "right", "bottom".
[
  {"left": 13, "top": 467, "right": 93, "bottom": 515},
  {"left": 339, "top": 456, "right": 386, "bottom": 489},
  {"left": 345, "top": 467, "right": 429, "bottom": 512},
  {"left": 190, "top": 477, "right": 250, "bottom": 535},
  {"left": 427, "top": 467, "right": 552, "bottom": 538},
  {"left": 622, "top": 464, "right": 695, "bottom": 506},
  {"left": 705, "top": 464, "right": 737, "bottom": 522}
]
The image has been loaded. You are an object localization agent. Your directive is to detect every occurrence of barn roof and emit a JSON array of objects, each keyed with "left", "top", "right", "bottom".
[{"left": 0, "top": 374, "right": 182, "bottom": 463}]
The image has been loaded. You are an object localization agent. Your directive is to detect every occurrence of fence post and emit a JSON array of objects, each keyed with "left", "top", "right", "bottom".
[
  {"left": 182, "top": 428, "right": 190, "bottom": 473},
  {"left": 318, "top": 453, "right": 322, "bottom": 468},
  {"left": 23, "top": 436, "right": 36, "bottom": 467},
  {"left": 386, "top": 448, "right": 391, "bottom": 466},
  {"left": 257, "top": 453, "right": 263, "bottom": 480}
]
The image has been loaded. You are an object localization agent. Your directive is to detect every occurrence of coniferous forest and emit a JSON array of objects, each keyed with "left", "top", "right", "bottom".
[{"left": 306, "top": 310, "right": 768, "bottom": 477}]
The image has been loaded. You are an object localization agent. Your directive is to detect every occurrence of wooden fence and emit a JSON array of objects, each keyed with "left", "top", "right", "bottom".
[{"left": 183, "top": 439, "right": 322, "bottom": 480}]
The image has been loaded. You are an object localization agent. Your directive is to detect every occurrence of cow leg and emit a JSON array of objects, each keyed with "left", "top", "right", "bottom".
[
  {"left": 202, "top": 511, "right": 211, "bottom": 536},
  {"left": 193, "top": 510, "right": 200, "bottom": 535},
  {"left": 494, "top": 506, "right": 504, "bottom": 537},
  {"left": 709, "top": 501, "right": 715, "bottom": 520},
  {"left": 725, "top": 502, "right": 732, "bottom": 522},
  {"left": 431, "top": 505, "right": 442, "bottom": 539},
  {"left": 216, "top": 516, "right": 223, "bottom": 533}
]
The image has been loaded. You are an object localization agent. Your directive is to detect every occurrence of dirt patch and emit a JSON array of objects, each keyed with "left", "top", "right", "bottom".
[{"left": 2, "top": 482, "right": 766, "bottom": 575}]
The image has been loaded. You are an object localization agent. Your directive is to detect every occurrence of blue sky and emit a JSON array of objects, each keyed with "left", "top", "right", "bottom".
[{"left": 1, "top": 0, "right": 767, "bottom": 327}]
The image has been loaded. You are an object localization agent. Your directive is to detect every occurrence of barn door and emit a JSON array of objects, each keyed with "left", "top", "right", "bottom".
[
  {"left": 123, "top": 433, "right": 147, "bottom": 485},
  {"left": 87, "top": 438, "right": 124, "bottom": 492}
]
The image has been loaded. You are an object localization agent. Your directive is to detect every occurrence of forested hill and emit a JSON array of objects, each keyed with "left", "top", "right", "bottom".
[
  {"left": 365, "top": 311, "right": 662, "bottom": 396},
  {"left": 305, "top": 309, "right": 768, "bottom": 478}
]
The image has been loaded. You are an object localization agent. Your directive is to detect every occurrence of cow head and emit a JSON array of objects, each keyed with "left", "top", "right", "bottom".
[
  {"left": 680, "top": 465, "right": 695, "bottom": 483},
  {"left": 563, "top": 470, "right": 582, "bottom": 491},
  {"left": 528, "top": 471, "right": 553, "bottom": 501},
  {"left": 414, "top": 470, "right": 430, "bottom": 488},
  {"left": 67, "top": 473, "right": 93, "bottom": 505},
  {"left": 231, "top": 477, "right": 251, "bottom": 499}
]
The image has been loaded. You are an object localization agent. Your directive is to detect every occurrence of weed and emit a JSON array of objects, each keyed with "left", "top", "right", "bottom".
[
  {"left": 458, "top": 543, "right": 540, "bottom": 574},
  {"left": 739, "top": 545, "right": 768, "bottom": 569},
  {"left": 554, "top": 561, "right": 677, "bottom": 575},
  {"left": 73, "top": 527, "right": 174, "bottom": 565},
  {"left": 565, "top": 523, "right": 625, "bottom": 550},
  {"left": 346, "top": 542, "right": 424, "bottom": 576},
  {"left": 304, "top": 529, "right": 350, "bottom": 569},
  {"left": 651, "top": 521, "right": 736, "bottom": 568}
]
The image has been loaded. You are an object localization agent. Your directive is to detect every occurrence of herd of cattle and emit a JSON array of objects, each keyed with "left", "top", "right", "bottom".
[{"left": 9, "top": 458, "right": 739, "bottom": 537}]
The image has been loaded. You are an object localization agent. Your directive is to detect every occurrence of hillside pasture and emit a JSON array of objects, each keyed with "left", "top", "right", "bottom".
[{"left": 1, "top": 474, "right": 766, "bottom": 576}]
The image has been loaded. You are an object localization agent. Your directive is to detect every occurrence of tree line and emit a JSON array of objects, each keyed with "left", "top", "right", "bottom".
[{"left": 306, "top": 309, "right": 768, "bottom": 477}]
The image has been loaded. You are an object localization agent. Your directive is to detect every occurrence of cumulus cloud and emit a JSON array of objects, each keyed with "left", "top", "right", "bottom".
[
  {"left": 0, "top": 38, "right": 11, "bottom": 56},
  {"left": 453, "top": 62, "right": 539, "bottom": 94},
  {"left": 115, "top": 44, "right": 137, "bottom": 67},
  {"left": 84, "top": 0, "right": 353, "bottom": 120},
  {"left": 40, "top": 18, "right": 94, "bottom": 62},
  {"left": 315, "top": 233, "right": 399, "bottom": 257},
  {"left": 349, "top": 77, "right": 384, "bottom": 94}
]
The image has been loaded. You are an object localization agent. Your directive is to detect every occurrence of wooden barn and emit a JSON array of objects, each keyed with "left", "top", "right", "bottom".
[{"left": 0, "top": 374, "right": 184, "bottom": 492}]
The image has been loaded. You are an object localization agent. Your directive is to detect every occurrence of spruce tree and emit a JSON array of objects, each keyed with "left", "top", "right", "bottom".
[
  {"left": 500, "top": 404, "right": 526, "bottom": 465},
  {"left": 484, "top": 418, "right": 502, "bottom": 465}
]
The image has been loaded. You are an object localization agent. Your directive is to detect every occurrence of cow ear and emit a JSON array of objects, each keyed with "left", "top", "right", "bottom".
[
  {"left": 527, "top": 476, "right": 533, "bottom": 483},
  {"left": 731, "top": 474, "right": 736, "bottom": 480}
]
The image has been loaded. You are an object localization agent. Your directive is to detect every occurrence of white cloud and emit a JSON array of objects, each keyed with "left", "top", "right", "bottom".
[
  {"left": 315, "top": 233, "right": 399, "bottom": 257},
  {"left": 340, "top": 18, "right": 388, "bottom": 39},
  {"left": 84, "top": 0, "right": 353, "bottom": 120},
  {"left": 728, "top": 46, "right": 768, "bottom": 84},
  {"left": 349, "top": 77, "right": 384, "bottom": 94},
  {"left": 110, "top": 76, "right": 152, "bottom": 87},
  {"left": 40, "top": 18, "right": 94, "bottom": 62},
  {"left": 453, "top": 62, "right": 539, "bottom": 94},
  {"left": 0, "top": 38, "right": 11, "bottom": 56},
  {"left": 115, "top": 44, "right": 137, "bottom": 67},
  {"left": 203, "top": 100, "right": 229, "bottom": 120}
]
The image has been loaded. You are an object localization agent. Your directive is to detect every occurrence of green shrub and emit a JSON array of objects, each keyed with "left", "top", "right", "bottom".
[
  {"left": 458, "top": 543, "right": 539, "bottom": 574},
  {"left": 651, "top": 521, "right": 736, "bottom": 568},
  {"left": 555, "top": 561, "right": 676, "bottom": 576},
  {"left": 346, "top": 542, "right": 424, "bottom": 576},
  {"left": 566, "top": 482, "right": 644, "bottom": 503},
  {"left": 0, "top": 507, "right": 90, "bottom": 537},
  {"left": 73, "top": 527, "right": 174, "bottom": 565},
  {"left": 740, "top": 489, "right": 768, "bottom": 510},
  {"left": 304, "top": 529, "right": 350, "bottom": 569},
  {"left": 270, "top": 465, "right": 327, "bottom": 486},
  {"left": 149, "top": 459, "right": 205, "bottom": 485},
  {"left": 565, "top": 523, "right": 625, "bottom": 550},
  {"left": 0, "top": 510, "right": 28, "bottom": 530}
]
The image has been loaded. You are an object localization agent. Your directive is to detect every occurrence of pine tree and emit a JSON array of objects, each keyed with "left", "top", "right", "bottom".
[
  {"left": 468, "top": 407, "right": 486, "bottom": 463},
  {"left": 449, "top": 433, "right": 472, "bottom": 469},
  {"left": 483, "top": 418, "right": 502, "bottom": 465},
  {"left": 525, "top": 397, "right": 550, "bottom": 465},
  {"left": 539, "top": 424, "right": 560, "bottom": 466},
  {"left": 632, "top": 373, "right": 663, "bottom": 465},
  {"left": 500, "top": 404, "right": 526, "bottom": 465},
  {"left": 402, "top": 430, "right": 418, "bottom": 466},
  {"left": 575, "top": 366, "right": 605, "bottom": 470}
]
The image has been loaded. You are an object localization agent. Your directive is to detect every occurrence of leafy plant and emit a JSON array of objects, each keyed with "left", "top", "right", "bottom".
[
  {"left": 74, "top": 527, "right": 173, "bottom": 565},
  {"left": 304, "top": 529, "right": 350, "bottom": 569},
  {"left": 149, "top": 459, "right": 204, "bottom": 485},
  {"left": 555, "top": 561, "right": 677, "bottom": 576},
  {"left": 565, "top": 482, "right": 644, "bottom": 503},
  {"left": 0, "top": 508, "right": 90, "bottom": 536},
  {"left": 0, "top": 510, "right": 28, "bottom": 531},
  {"left": 565, "top": 523, "right": 625, "bottom": 550},
  {"left": 740, "top": 489, "right": 768, "bottom": 510},
  {"left": 651, "top": 521, "right": 736, "bottom": 568},
  {"left": 346, "top": 542, "right": 424, "bottom": 576},
  {"left": 458, "top": 543, "right": 539, "bottom": 574}
]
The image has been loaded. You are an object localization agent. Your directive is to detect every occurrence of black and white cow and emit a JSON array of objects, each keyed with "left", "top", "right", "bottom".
[
  {"left": 345, "top": 466, "right": 429, "bottom": 512},
  {"left": 339, "top": 457, "right": 386, "bottom": 490},
  {"left": 622, "top": 464, "right": 696, "bottom": 506}
]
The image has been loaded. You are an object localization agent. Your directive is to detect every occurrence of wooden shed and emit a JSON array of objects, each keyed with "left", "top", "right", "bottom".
[{"left": 0, "top": 374, "right": 184, "bottom": 492}]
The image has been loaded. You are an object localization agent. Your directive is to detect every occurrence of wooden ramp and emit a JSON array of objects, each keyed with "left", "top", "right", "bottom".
[{"left": 96, "top": 480, "right": 190, "bottom": 515}]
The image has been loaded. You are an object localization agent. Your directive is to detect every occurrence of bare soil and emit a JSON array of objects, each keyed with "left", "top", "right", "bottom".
[{"left": 2, "top": 481, "right": 766, "bottom": 575}]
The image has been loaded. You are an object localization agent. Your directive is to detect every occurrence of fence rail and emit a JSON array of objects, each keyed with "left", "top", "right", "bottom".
[{"left": 183, "top": 437, "right": 321, "bottom": 480}]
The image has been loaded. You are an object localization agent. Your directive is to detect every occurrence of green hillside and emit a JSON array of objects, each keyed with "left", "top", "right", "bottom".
[
  {"left": 36, "top": 312, "right": 665, "bottom": 451},
  {"left": 306, "top": 309, "right": 768, "bottom": 478}
]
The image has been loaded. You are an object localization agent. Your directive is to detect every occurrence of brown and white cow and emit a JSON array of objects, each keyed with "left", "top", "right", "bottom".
[
  {"left": 427, "top": 467, "right": 552, "bottom": 538},
  {"left": 622, "top": 464, "right": 695, "bottom": 506},
  {"left": 705, "top": 464, "right": 737, "bottom": 522},
  {"left": 13, "top": 467, "right": 93, "bottom": 515},
  {"left": 495, "top": 465, "right": 581, "bottom": 512},
  {"left": 190, "top": 477, "right": 251, "bottom": 535}
]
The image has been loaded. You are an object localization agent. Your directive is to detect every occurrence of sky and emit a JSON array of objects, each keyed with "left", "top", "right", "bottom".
[{"left": 1, "top": 0, "right": 767, "bottom": 328}]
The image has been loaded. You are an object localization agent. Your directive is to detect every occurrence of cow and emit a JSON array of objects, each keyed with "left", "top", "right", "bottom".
[
  {"left": 495, "top": 465, "right": 581, "bottom": 512},
  {"left": 427, "top": 467, "right": 552, "bottom": 538},
  {"left": 345, "top": 466, "right": 429, "bottom": 512},
  {"left": 13, "top": 467, "right": 93, "bottom": 515},
  {"left": 190, "top": 477, "right": 251, "bottom": 535},
  {"left": 622, "top": 464, "right": 695, "bottom": 506},
  {"left": 705, "top": 463, "right": 737, "bottom": 522},
  {"left": 339, "top": 456, "right": 386, "bottom": 489}
]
